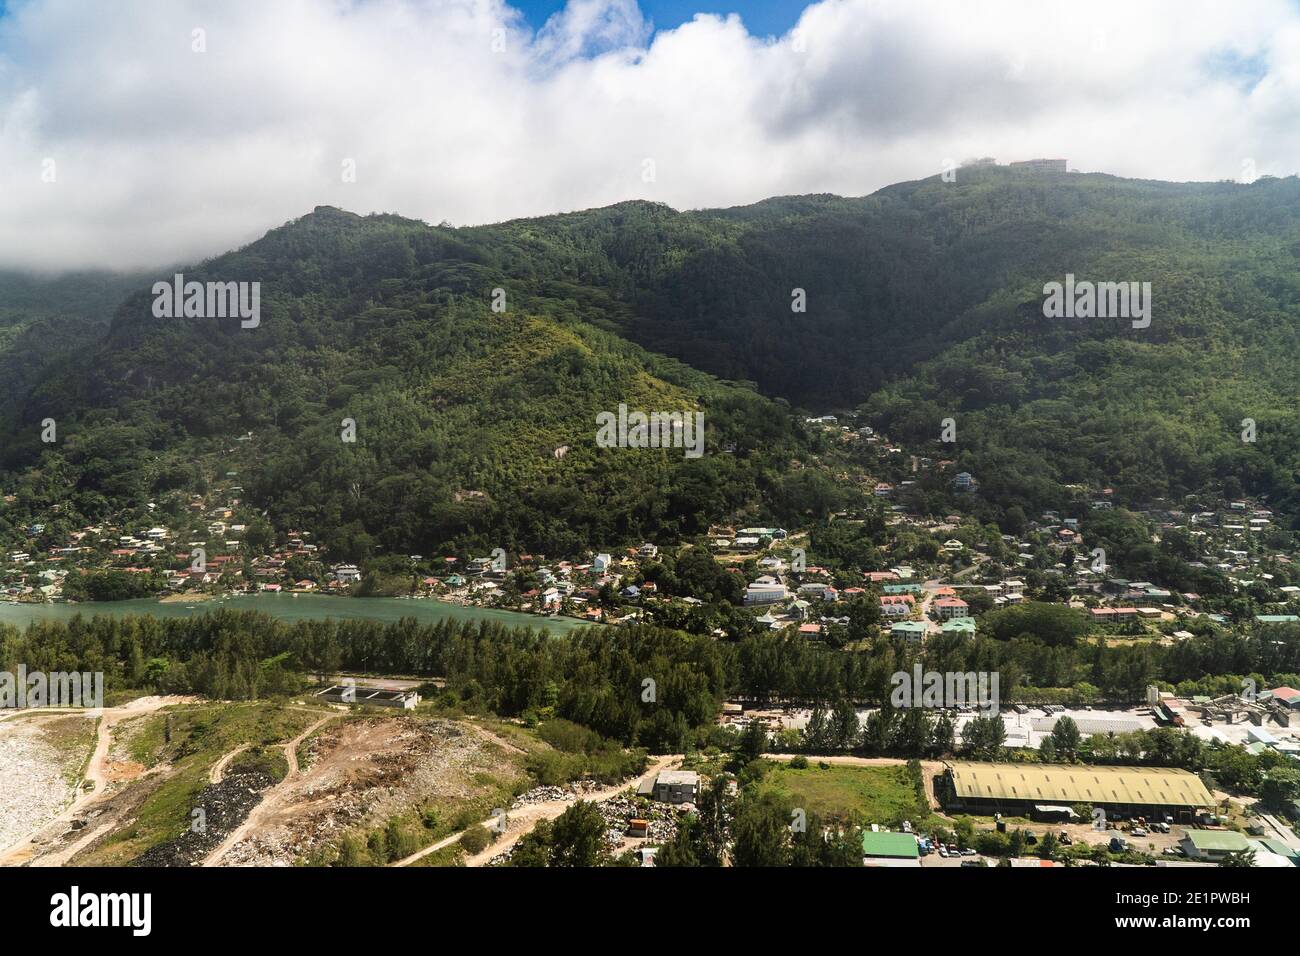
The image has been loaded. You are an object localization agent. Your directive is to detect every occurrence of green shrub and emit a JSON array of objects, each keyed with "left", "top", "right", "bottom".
[{"left": 460, "top": 825, "right": 492, "bottom": 855}]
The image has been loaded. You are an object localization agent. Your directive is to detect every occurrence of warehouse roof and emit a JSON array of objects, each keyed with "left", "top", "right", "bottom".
[
  {"left": 1030, "top": 716, "right": 1144, "bottom": 736},
  {"left": 947, "top": 762, "right": 1213, "bottom": 808}
]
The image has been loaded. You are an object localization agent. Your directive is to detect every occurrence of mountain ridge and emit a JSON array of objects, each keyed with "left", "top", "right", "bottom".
[{"left": 1, "top": 167, "right": 1298, "bottom": 557}]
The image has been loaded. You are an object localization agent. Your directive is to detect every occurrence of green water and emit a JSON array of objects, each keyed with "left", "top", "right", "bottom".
[{"left": 0, "top": 592, "right": 592, "bottom": 634}]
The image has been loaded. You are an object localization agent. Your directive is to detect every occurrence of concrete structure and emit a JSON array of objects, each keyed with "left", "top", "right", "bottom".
[
  {"left": 744, "top": 576, "right": 788, "bottom": 606},
  {"left": 932, "top": 598, "right": 969, "bottom": 621},
  {"left": 1264, "top": 687, "right": 1300, "bottom": 710},
  {"left": 330, "top": 564, "right": 362, "bottom": 583},
  {"left": 1010, "top": 157, "right": 1068, "bottom": 173},
  {"left": 890, "top": 620, "right": 929, "bottom": 642},
  {"left": 649, "top": 770, "right": 699, "bottom": 804},
  {"left": 317, "top": 683, "right": 420, "bottom": 709}
]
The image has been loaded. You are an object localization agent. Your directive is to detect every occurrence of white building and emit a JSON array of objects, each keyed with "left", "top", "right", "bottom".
[
  {"left": 745, "top": 575, "right": 788, "bottom": 606},
  {"left": 331, "top": 564, "right": 362, "bottom": 583}
]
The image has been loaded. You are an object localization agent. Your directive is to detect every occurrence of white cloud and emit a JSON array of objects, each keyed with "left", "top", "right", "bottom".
[{"left": 1, "top": 0, "right": 1298, "bottom": 271}]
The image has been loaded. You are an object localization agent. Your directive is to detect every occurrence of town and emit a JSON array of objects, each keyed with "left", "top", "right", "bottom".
[{"left": 2, "top": 412, "right": 1296, "bottom": 871}]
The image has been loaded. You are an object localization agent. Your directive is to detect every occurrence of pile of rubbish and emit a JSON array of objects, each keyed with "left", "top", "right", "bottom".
[
  {"left": 132, "top": 767, "right": 277, "bottom": 866},
  {"left": 511, "top": 779, "right": 604, "bottom": 808},
  {"left": 595, "top": 795, "right": 678, "bottom": 842}
]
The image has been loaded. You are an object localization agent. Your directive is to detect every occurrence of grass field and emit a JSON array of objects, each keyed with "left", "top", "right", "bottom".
[{"left": 758, "top": 762, "right": 932, "bottom": 827}]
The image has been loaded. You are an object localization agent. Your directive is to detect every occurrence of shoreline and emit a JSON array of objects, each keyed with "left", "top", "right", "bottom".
[{"left": 158, "top": 592, "right": 216, "bottom": 604}]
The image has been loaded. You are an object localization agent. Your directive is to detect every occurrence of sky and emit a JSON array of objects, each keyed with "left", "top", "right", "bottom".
[
  {"left": 512, "top": 0, "right": 801, "bottom": 36},
  {"left": 1, "top": 0, "right": 1299, "bottom": 272}
]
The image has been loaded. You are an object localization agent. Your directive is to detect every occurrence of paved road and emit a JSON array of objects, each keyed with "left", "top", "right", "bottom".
[{"left": 1259, "top": 813, "right": 1300, "bottom": 851}]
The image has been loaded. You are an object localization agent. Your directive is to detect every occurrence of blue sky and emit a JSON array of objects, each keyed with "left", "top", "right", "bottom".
[{"left": 513, "top": 0, "right": 802, "bottom": 36}]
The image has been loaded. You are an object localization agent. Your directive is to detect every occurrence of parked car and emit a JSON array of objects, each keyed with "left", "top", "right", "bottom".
[{"left": 1131, "top": 827, "right": 1148, "bottom": 837}]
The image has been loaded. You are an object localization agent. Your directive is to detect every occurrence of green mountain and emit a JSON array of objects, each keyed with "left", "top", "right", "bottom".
[
  {"left": 465, "top": 168, "right": 1300, "bottom": 523},
  {"left": 0, "top": 269, "right": 146, "bottom": 430},
  {"left": 0, "top": 208, "right": 823, "bottom": 558},
  {"left": 3, "top": 167, "right": 1299, "bottom": 558}
]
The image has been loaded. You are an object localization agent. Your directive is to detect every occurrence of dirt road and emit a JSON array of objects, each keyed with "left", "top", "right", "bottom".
[
  {"left": 0, "top": 695, "right": 191, "bottom": 866},
  {"left": 202, "top": 714, "right": 338, "bottom": 867},
  {"left": 394, "top": 754, "right": 681, "bottom": 868},
  {"left": 463, "top": 720, "right": 528, "bottom": 756},
  {"left": 209, "top": 744, "right": 251, "bottom": 784}
]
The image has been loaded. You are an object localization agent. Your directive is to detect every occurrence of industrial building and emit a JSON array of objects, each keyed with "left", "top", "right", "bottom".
[
  {"left": 943, "top": 762, "right": 1214, "bottom": 821},
  {"left": 1178, "top": 830, "right": 1250, "bottom": 862}
]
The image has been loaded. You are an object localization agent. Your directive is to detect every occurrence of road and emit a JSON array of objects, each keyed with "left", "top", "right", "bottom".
[
  {"left": 0, "top": 696, "right": 192, "bottom": 866},
  {"left": 209, "top": 744, "right": 250, "bottom": 784},
  {"left": 1259, "top": 814, "right": 1300, "bottom": 852},
  {"left": 393, "top": 754, "right": 681, "bottom": 868},
  {"left": 201, "top": 714, "right": 338, "bottom": 866}
]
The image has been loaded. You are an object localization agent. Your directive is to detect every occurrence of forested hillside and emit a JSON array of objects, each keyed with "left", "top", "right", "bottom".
[
  {"left": 0, "top": 270, "right": 145, "bottom": 431},
  {"left": 467, "top": 169, "right": 1300, "bottom": 525},
  {"left": 2, "top": 167, "right": 1298, "bottom": 557},
  {"left": 0, "top": 209, "right": 827, "bottom": 558}
]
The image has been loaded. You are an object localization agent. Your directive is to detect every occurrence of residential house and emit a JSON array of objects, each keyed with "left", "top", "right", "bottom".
[{"left": 932, "top": 597, "right": 969, "bottom": 621}]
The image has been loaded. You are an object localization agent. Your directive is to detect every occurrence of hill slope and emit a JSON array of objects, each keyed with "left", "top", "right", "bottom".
[
  {"left": 466, "top": 169, "right": 1300, "bottom": 522},
  {"left": 0, "top": 270, "right": 145, "bottom": 431},
  {"left": 0, "top": 208, "right": 822, "bottom": 557},
  {"left": 3, "top": 168, "right": 1299, "bottom": 555}
]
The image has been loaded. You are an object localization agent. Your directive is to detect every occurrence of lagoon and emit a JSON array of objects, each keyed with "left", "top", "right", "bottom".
[{"left": 0, "top": 592, "right": 592, "bottom": 634}]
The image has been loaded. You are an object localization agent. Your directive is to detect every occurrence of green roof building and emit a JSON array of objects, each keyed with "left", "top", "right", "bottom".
[
  {"left": 889, "top": 621, "right": 929, "bottom": 642},
  {"left": 861, "top": 831, "right": 920, "bottom": 861},
  {"left": 883, "top": 584, "right": 923, "bottom": 595},
  {"left": 1180, "top": 829, "right": 1250, "bottom": 860}
]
